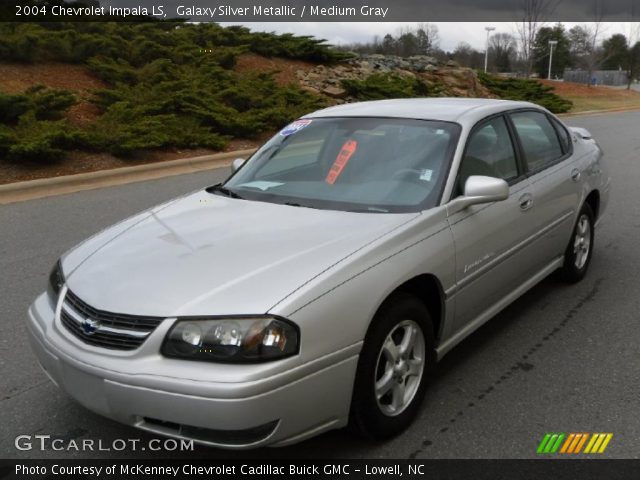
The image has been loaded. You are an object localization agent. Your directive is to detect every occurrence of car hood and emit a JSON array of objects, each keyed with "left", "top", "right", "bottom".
[{"left": 63, "top": 190, "right": 418, "bottom": 317}]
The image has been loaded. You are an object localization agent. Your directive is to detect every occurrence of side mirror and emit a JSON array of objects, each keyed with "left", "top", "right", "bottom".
[
  {"left": 448, "top": 175, "right": 509, "bottom": 213},
  {"left": 231, "top": 158, "right": 245, "bottom": 173}
]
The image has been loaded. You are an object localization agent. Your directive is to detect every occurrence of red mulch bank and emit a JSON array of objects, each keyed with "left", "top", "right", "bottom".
[
  {"left": 233, "top": 53, "right": 315, "bottom": 85},
  {"left": 0, "top": 62, "right": 107, "bottom": 126},
  {"left": 0, "top": 59, "right": 291, "bottom": 186}
]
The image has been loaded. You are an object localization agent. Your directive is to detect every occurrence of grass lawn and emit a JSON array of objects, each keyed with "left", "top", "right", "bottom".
[{"left": 541, "top": 80, "right": 640, "bottom": 113}]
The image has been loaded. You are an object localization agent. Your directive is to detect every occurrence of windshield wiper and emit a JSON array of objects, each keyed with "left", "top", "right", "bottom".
[
  {"left": 282, "top": 201, "right": 318, "bottom": 209},
  {"left": 207, "top": 184, "right": 244, "bottom": 199}
]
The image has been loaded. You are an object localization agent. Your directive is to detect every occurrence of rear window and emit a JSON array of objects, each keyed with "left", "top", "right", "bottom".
[{"left": 510, "top": 111, "right": 564, "bottom": 172}]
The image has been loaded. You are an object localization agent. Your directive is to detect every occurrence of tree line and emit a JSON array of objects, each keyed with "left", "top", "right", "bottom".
[{"left": 338, "top": 23, "right": 640, "bottom": 88}]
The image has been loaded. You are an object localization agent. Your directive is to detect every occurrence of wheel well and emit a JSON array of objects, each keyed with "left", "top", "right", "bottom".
[
  {"left": 585, "top": 190, "right": 600, "bottom": 220},
  {"left": 392, "top": 274, "right": 444, "bottom": 341}
]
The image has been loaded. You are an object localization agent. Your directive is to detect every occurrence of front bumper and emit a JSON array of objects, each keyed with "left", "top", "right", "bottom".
[{"left": 27, "top": 292, "right": 358, "bottom": 449}]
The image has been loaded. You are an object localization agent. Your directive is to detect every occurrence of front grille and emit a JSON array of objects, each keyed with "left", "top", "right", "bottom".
[{"left": 60, "top": 290, "right": 165, "bottom": 351}]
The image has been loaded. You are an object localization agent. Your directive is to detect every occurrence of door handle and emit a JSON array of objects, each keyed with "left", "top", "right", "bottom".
[
  {"left": 571, "top": 168, "right": 581, "bottom": 182},
  {"left": 519, "top": 193, "right": 533, "bottom": 211}
]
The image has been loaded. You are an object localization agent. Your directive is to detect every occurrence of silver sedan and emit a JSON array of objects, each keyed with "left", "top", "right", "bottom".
[{"left": 27, "top": 98, "right": 610, "bottom": 448}]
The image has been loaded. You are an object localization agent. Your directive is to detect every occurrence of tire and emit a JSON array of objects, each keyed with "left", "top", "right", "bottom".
[
  {"left": 350, "top": 293, "right": 436, "bottom": 439},
  {"left": 558, "top": 203, "right": 595, "bottom": 283}
]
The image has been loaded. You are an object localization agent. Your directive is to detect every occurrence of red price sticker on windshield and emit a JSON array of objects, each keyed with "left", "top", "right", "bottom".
[{"left": 325, "top": 139, "right": 358, "bottom": 185}]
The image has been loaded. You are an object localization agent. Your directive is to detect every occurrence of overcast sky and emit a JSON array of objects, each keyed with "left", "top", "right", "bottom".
[{"left": 222, "top": 22, "right": 635, "bottom": 51}]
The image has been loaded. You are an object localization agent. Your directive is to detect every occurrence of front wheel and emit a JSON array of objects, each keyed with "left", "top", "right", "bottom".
[
  {"left": 558, "top": 203, "right": 594, "bottom": 283},
  {"left": 350, "top": 293, "right": 435, "bottom": 439}
]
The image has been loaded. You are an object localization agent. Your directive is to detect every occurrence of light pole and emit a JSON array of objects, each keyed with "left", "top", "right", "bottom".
[
  {"left": 548, "top": 40, "right": 558, "bottom": 80},
  {"left": 484, "top": 26, "right": 495, "bottom": 73}
]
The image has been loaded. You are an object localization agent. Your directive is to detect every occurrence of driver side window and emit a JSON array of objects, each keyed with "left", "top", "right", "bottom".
[{"left": 458, "top": 116, "right": 518, "bottom": 195}]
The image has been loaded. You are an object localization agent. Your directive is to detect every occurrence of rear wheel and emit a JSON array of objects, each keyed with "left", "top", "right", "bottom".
[
  {"left": 558, "top": 203, "right": 594, "bottom": 283},
  {"left": 350, "top": 293, "right": 435, "bottom": 439}
]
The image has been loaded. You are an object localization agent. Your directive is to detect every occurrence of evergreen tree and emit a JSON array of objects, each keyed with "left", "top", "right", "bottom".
[{"left": 533, "top": 23, "right": 571, "bottom": 79}]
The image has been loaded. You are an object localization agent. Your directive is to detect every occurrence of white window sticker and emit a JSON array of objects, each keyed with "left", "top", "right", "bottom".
[
  {"left": 420, "top": 169, "right": 433, "bottom": 181},
  {"left": 280, "top": 119, "right": 312, "bottom": 137}
]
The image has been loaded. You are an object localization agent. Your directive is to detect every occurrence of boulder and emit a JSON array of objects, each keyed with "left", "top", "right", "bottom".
[{"left": 322, "top": 86, "right": 347, "bottom": 98}]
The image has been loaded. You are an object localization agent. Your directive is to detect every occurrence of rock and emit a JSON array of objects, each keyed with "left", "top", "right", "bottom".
[
  {"left": 408, "top": 55, "right": 438, "bottom": 65},
  {"left": 322, "top": 86, "right": 347, "bottom": 98},
  {"left": 396, "top": 69, "right": 416, "bottom": 77},
  {"left": 301, "top": 85, "right": 321, "bottom": 95},
  {"left": 292, "top": 53, "right": 488, "bottom": 102}
]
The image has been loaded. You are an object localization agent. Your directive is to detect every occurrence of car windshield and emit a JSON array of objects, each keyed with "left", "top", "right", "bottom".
[{"left": 221, "top": 117, "right": 461, "bottom": 213}]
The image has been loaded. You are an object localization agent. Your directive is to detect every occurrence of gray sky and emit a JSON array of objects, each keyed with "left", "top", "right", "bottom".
[{"left": 223, "top": 22, "right": 636, "bottom": 51}]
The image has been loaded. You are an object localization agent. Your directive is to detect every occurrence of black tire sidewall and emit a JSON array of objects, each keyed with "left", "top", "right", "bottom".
[{"left": 350, "top": 293, "right": 435, "bottom": 439}]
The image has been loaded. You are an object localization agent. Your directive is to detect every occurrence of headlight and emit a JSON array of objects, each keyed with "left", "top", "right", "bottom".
[
  {"left": 47, "top": 260, "right": 64, "bottom": 302},
  {"left": 161, "top": 316, "right": 299, "bottom": 363}
]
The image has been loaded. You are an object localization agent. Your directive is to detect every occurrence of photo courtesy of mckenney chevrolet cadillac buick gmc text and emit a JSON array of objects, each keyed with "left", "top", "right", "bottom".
[{"left": 28, "top": 98, "right": 610, "bottom": 449}]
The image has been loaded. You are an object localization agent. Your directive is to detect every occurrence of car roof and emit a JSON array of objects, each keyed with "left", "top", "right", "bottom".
[{"left": 306, "top": 98, "right": 544, "bottom": 125}]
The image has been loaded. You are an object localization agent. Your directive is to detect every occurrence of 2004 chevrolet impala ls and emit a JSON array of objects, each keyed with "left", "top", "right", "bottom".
[{"left": 28, "top": 99, "right": 610, "bottom": 448}]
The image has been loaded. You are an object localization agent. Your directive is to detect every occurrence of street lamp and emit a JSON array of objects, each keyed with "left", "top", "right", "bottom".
[
  {"left": 548, "top": 40, "right": 558, "bottom": 80},
  {"left": 484, "top": 26, "right": 496, "bottom": 73}
]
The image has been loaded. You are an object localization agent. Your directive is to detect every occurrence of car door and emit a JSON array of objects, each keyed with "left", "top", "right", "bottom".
[
  {"left": 508, "top": 111, "right": 580, "bottom": 268},
  {"left": 446, "top": 114, "right": 542, "bottom": 335}
]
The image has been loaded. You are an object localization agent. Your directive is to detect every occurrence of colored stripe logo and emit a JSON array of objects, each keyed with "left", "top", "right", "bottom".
[{"left": 537, "top": 433, "right": 613, "bottom": 454}]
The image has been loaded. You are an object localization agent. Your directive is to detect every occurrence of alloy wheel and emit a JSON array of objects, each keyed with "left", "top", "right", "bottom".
[
  {"left": 574, "top": 214, "right": 591, "bottom": 269},
  {"left": 374, "top": 320, "right": 426, "bottom": 417}
]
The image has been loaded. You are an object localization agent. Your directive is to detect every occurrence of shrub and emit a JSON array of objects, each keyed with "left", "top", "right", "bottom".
[
  {"left": 0, "top": 125, "right": 13, "bottom": 156},
  {"left": 0, "top": 92, "right": 31, "bottom": 124},
  {"left": 0, "top": 87, "right": 75, "bottom": 124},
  {"left": 26, "top": 85, "right": 77, "bottom": 120},
  {"left": 87, "top": 57, "right": 138, "bottom": 85},
  {"left": 342, "top": 73, "right": 431, "bottom": 100},
  {"left": 0, "top": 21, "right": 350, "bottom": 66},
  {"left": 477, "top": 72, "right": 573, "bottom": 113},
  {"left": 88, "top": 103, "right": 228, "bottom": 156},
  {"left": 0, "top": 20, "right": 339, "bottom": 160},
  {"left": 6, "top": 113, "right": 84, "bottom": 162}
]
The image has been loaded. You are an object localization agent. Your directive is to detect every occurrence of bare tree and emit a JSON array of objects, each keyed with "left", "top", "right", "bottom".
[
  {"left": 416, "top": 23, "right": 440, "bottom": 55},
  {"left": 489, "top": 33, "right": 518, "bottom": 72},
  {"left": 579, "top": 1, "right": 606, "bottom": 86},
  {"left": 514, "top": 0, "right": 559, "bottom": 75},
  {"left": 567, "top": 22, "right": 604, "bottom": 86},
  {"left": 452, "top": 42, "right": 485, "bottom": 69}
]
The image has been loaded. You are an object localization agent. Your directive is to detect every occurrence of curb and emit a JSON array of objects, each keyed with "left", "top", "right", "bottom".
[
  {"left": 2, "top": 105, "right": 638, "bottom": 205},
  {"left": 0, "top": 149, "right": 255, "bottom": 205}
]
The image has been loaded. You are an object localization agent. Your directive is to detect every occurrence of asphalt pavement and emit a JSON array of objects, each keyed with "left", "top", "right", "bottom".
[{"left": 1, "top": 110, "right": 639, "bottom": 459}]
